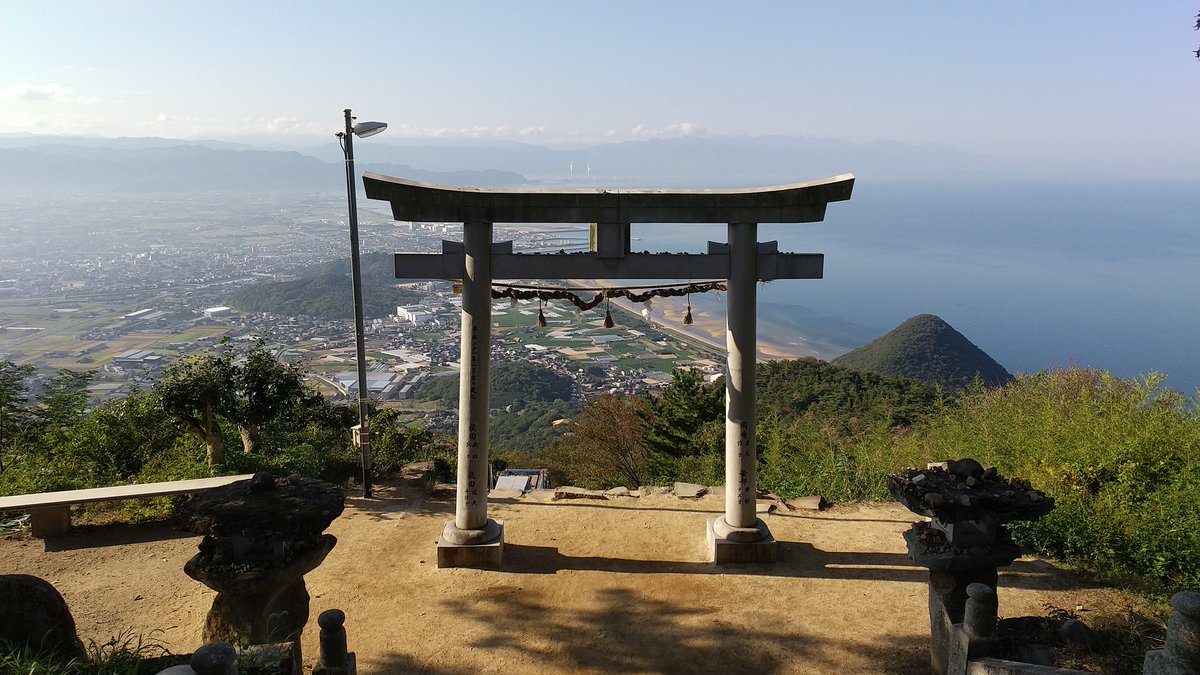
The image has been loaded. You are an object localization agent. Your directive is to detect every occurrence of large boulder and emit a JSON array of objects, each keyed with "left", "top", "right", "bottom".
[{"left": 0, "top": 574, "right": 86, "bottom": 661}]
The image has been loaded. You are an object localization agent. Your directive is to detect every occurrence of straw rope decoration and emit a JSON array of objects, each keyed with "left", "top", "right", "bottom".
[{"left": 489, "top": 280, "right": 726, "bottom": 313}]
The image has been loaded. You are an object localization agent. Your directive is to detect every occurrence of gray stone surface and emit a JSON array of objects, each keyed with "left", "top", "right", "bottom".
[
  {"left": 604, "top": 487, "right": 632, "bottom": 497},
  {"left": 966, "top": 658, "right": 1091, "bottom": 674},
  {"left": 364, "top": 172, "right": 855, "bottom": 225},
  {"left": 964, "top": 583, "right": 998, "bottom": 638},
  {"left": 553, "top": 486, "right": 608, "bottom": 500},
  {"left": 441, "top": 518, "right": 503, "bottom": 546},
  {"left": 790, "top": 495, "right": 828, "bottom": 511},
  {"left": 0, "top": 574, "right": 85, "bottom": 661},
  {"left": 1173, "top": 590, "right": 1200, "bottom": 620},
  {"left": 173, "top": 472, "right": 344, "bottom": 659},
  {"left": 190, "top": 643, "right": 237, "bottom": 675},
  {"left": 706, "top": 517, "right": 777, "bottom": 564},
  {"left": 437, "top": 521, "right": 504, "bottom": 569},
  {"left": 1058, "top": 619, "right": 1095, "bottom": 652},
  {"left": 30, "top": 506, "right": 70, "bottom": 538},
  {"left": 314, "top": 608, "right": 353, "bottom": 675},
  {"left": 1162, "top": 590, "right": 1200, "bottom": 668},
  {"left": 173, "top": 471, "right": 344, "bottom": 540},
  {"left": 673, "top": 482, "right": 708, "bottom": 498},
  {"left": 488, "top": 488, "right": 524, "bottom": 500},
  {"left": 1008, "top": 645, "right": 1055, "bottom": 667}
]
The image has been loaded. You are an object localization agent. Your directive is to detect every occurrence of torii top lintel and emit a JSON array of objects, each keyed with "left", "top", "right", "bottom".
[{"left": 362, "top": 172, "right": 854, "bottom": 224}]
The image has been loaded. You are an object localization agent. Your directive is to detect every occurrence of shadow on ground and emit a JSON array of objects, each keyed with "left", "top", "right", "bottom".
[
  {"left": 495, "top": 542, "right": 1081, "bottom": 591},
  {"left": 373, "top": 585, "right": 929, "bottom": 674},
  {"left": 42, "top": 520, "right": 196, "bottom": 552}
]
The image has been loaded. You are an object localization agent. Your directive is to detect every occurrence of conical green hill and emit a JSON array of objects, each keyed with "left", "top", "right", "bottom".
[{"left": 832, "top": 314, "right": 1012, "bottom": 391}]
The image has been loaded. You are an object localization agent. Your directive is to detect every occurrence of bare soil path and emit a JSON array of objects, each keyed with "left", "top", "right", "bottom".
[{"left": 0, "top": 483, "right": 1140, "bottom": 674}]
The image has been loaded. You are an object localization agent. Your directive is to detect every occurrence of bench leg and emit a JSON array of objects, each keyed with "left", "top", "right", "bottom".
[{"left": 30, "top": 506, "right": 71, "bottom": 538}]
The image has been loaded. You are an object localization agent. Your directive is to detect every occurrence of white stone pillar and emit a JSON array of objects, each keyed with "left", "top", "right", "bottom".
[
  {"left": 438, "top": 221, "right": 503, "bottom": 566},
  {"left": 455, "top": 220, "right": 492, "bottom": 530},
  {"left": 706, "top": 220, "right": 775, "bottom": 562},
  {"left": 724, "top": 221, "right": 758, "bottom": 530}
]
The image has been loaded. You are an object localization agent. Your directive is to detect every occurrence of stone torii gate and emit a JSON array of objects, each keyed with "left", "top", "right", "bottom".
[{"left": 363, "top": 172, "right": 854, "bottom": 568}]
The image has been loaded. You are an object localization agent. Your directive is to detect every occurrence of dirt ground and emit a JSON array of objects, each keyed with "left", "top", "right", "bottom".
[{"left": 0, "top": 482, "right": 1144, "bottom": 674}]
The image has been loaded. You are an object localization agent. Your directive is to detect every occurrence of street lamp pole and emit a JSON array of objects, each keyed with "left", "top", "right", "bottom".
[{"left": 338, "top": 108, "right": 387, "bottom": 499}]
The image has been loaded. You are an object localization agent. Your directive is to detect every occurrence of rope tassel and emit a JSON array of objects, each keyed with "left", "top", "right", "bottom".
[
  {"left": 536, "top": 299, "right": 547, "bottom": 327},
  {"left": 603, "top": 298, "right": 615, "bottom": 328}
]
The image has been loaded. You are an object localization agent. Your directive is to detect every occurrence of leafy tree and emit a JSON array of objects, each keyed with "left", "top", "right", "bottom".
[
  {"left": 0, "top": 361, "right": 35, "bottom": 473},
  {"left": 54, "top": 387, "right": 193, "bottom": 486},
  {"left": 640, "top": 368, "right": 723, "bottom": 457},
  {"left": 34, "top": 369, "right": 95, "bottom": 450},
  {"left": 225, "top": 345, "right": 313, "bottom": 455},
  {"left": 157, "top": 352, "right": 232, "bottom": 466},
  {"left": 156, "top": 343, "right": 315, "bottom": 464},
  {"left": 550, "top": 393, "right": 649, "bottom": 488},
  {"left": 370, "top": 408, "right": 434, "bottom": 474}
]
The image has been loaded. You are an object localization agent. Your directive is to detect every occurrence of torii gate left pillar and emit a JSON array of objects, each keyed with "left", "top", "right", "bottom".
[{"left": 364, "top": 172, "right": 855, "bottom": 568}]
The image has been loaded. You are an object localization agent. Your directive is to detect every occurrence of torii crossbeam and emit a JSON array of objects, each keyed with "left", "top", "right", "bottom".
[{"left": 364, "top": 172, "right": 855, "bottom": 567}]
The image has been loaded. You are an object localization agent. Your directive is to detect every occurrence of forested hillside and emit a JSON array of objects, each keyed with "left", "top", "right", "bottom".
[
  {"left": 415, "top": 362, "right": 576, "bottom": 409},
  {"left": 757, "top": 357, "right": 943, "bottom": 427},
  {"left": 228, "top": 252, "right": 422, "bottom": 319}
]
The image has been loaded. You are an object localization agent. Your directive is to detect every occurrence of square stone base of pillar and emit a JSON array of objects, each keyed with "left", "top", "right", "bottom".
[
  {"left": 706, "top": 517, "right": 777, "bottom": 564},
  {"left": 31, "top": 506, "right": 71, "bottom": 538},
  {"left": 436, "top": 522, "right": 504, "bottom": 569}
]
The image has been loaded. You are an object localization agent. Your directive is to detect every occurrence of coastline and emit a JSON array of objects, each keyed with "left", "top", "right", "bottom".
[{"left": 603, "top": 291, "right": 822, "bottom": 362}]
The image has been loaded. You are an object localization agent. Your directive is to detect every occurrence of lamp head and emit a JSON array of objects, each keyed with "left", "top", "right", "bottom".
[{"left": 352, "top": 121, "right": 388, "bottom": 138}]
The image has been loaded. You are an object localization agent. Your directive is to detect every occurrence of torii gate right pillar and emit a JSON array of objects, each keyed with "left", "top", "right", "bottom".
[{"left": 707, "top": 221, "right": 777, "bottom": 563}]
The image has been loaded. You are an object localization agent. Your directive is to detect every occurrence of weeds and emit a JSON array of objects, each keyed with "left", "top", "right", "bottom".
[{"left": 0, "top": 628, "right": 183, "bottom": 674}]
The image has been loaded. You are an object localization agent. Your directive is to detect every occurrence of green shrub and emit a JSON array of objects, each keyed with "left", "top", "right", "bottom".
[{"left": 897, "top": 368, "right": 1200, "bottom": 591}]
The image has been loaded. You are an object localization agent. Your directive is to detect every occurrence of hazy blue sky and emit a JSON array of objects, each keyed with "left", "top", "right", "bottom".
[{"left": 2, "top": 2, "right": 1197, "bottom": 174}]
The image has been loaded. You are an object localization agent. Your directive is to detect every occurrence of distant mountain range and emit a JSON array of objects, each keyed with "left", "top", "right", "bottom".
[
  {"left": 320, "top": 134, "right": 1021, "bottom": 186},
  {"left": 0, "top": 132, "right": 1026, "bottom": 194},
  {"left": 0, "top": 138, "right": 526, "bottom": 193},
  {"left": 833, "top": 314, "right": 1012, "bottom": 391}
]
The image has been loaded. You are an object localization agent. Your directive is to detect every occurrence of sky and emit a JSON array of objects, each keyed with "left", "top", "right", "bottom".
[{"left": 2, "top": 2, "right": 1198, "bottom": 175}]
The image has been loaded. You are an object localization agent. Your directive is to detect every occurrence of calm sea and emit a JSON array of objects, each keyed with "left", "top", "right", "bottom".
[{"left": 632, "top": 177, "right": 1200, "bottom": 395}]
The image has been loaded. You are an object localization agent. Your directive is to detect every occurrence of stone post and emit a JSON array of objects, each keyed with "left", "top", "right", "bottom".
[
  {"left": 706, "top": 222, "right": 776, "bottom": 563},
  {"left": 314, "top": 609, "right": 355, "bottom": 675},
  {"left": 1145, "top": 591, "right": 1200, "bottom": 674},
  {"left": 437, "top": 220, "right": 504, "bottom": 568},
  {"left": 191, "top": 643, "right": 238, "bottom": 675},
  {"left": 963, "top": 583, "right": 998, "bottom": 639}
]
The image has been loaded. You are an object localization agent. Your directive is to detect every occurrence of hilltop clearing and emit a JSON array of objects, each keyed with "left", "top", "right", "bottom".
[{"left": 0, "top": 483, "right": 1150, "bottom": 674}]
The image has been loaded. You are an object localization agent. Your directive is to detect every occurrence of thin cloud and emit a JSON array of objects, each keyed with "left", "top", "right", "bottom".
[
  {"left": 631, "top": 122, "right": 708, "bottom": 139},
  {"left": 1, "top": 82, "right": 74, "bottom": 101}
]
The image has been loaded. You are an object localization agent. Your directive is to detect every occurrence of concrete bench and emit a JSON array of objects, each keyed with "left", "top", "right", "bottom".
[{"left": 0, "top": 474, "right": 255, "bottom": 538}]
